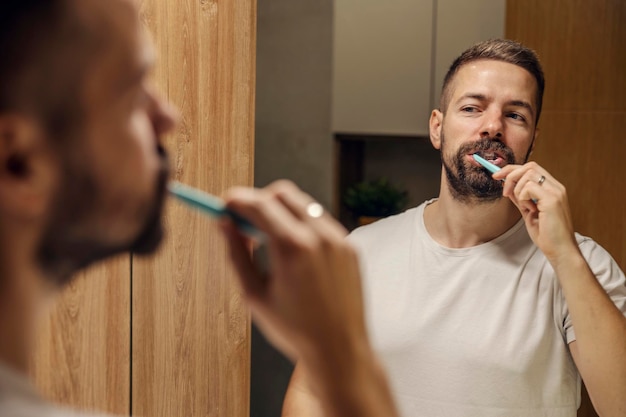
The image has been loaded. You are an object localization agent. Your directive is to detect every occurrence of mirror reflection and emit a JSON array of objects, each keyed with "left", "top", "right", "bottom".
[{"left": 253, "top": 1, "right": 626, "bottom": 417}]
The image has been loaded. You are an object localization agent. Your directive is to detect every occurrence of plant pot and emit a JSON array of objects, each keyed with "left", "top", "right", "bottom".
[{"left": 358, "top": 216, "right": 382, "bottom": 226}]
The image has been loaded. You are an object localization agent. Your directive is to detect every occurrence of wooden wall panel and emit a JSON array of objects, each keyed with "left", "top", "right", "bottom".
[
  {"left": 507, "top": 0, "right": 626, "bottom": 113},
  {"left": 31, "top": 257, "right": 131, "bottom": 415},
  {"left": 507, "top": 1, "right": 626, "bottom": 416},
  {"left": 133, "top": 1, "right": 255, "bottom": 417}
]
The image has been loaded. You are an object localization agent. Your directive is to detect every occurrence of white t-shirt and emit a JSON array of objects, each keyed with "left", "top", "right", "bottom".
[
  {"left": 349, "top": 200, "right": 626, "bottom": 417},
  {"left": 0, "top": 362, "right": 112, "bottom": 417}
]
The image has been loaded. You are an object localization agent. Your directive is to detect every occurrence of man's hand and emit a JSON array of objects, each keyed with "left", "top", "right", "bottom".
[
  {"left": 496, "top": 162, "right": 626, "bottom": 417},
  {"left": 219, "top": 180, "right": 399, "bottom": 417},
  {"left": 494, "top": 162, "right": 578, "bottom": 265},
  {"left": 219, "top": 180, "right": 367, "bottom": 365}
]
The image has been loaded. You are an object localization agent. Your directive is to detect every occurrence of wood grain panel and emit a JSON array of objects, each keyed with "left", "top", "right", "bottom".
[
  {"left": 507, "top": 1, "right": 626, "bottom": 416},
  {"left": 31, "top": 257, "right": 131, "bottom": 415},
  {"left": 133, "top": 0, "right": 255, "bottom": 416},
  {"left": 506, "top": 0, "right": 626, "bottom": 113}
]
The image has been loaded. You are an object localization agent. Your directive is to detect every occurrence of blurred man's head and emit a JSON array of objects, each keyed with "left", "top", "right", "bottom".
[{"left": 0, "top": 0, "right": 177, "bottom": 285}]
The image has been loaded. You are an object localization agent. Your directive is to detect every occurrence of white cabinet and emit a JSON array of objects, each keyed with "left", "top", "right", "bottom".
[
  {"left": 333, "top": 0, "right": 434, "bottom": 136},
  {"left": 333, "top": 0, "right": 506, "bottom": 136}
]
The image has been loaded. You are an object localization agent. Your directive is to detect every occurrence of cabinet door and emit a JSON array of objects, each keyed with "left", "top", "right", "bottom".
[
  {"left": 31, "top": 259, "right": 131, "bottom": 415},
  {"left": 333, "top": 0, "right": 505, "bottom": 136},
  {"left": 132, "top": 0, "right": 254, "bottom": 416},
  {"left": 433, "top": 0, "right": 505, "bottom": 109},
  {"left": 333, "top": 0, "right": 434, "bottom": 136}
]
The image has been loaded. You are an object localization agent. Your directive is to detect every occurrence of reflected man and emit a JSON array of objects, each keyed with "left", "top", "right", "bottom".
[{"left": 284, "top": 39, "right": 626, "bottom": 417}]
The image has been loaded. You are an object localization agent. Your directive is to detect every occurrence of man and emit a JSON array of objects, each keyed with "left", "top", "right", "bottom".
[
  {"left": 284, "top": 39, "right": 626, "bottom": 417},
  {"left": 0, "top": 1, "right": 398, "bottom": 416}
]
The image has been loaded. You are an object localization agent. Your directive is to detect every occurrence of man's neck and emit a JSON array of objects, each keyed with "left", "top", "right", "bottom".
[
  {"left": 423, "top": 186, "right": 522, "bottom": 249},
  {"left": 0, "top": 245, "right": 55, "bottom": 374}
]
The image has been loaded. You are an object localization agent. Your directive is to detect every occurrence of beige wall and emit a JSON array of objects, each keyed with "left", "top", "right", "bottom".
[
  {"left": 255, "top": 1, "right": 334, "bottom": 209},
  {"left": 333, "top": 0, "right": 434, "bottom": 135},
  {"left": 253, "top": 2, "right": 334, "bottom": 416},
  {"left": 433, "top": 0, "right": 506, "bottom": 107},
  {"left": 333, "top": 0, "right": 506, "bottom": 136}
]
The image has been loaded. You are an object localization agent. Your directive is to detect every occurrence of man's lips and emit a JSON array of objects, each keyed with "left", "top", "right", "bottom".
[{"left": 469, "top": 152, "right": 505, "bottom": 167}]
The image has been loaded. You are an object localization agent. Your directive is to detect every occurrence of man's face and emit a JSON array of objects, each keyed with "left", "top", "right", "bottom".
[
  {"left": 37, "top": 0, "right": 177, "bottom": 281},
  {"left": 430, "top": 59, "right": 538, "bottom": 203}
]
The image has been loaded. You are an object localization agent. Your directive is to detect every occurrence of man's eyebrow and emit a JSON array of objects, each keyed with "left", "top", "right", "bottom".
[
  {"left": 507, "top": 99, "right": 534, "bottom": 116},
  {"left": 457, "top": 93, "right": 488, "bottom": 103},
  {"left": 118, "top": 52, "right": 155, "bottom": 93}
]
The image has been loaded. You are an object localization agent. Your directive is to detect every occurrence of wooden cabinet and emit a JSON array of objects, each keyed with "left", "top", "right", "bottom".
[{"left": 333, "top": 0, "right": 505, "bottom": 136}]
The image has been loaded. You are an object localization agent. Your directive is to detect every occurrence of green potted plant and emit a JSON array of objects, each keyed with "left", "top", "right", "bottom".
[{"left": 343, "top": 178, "right": 409, "bottom": 226}]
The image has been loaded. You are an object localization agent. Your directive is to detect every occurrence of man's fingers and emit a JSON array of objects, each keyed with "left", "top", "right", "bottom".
[
  {"left": 220, "top": 220, "right": 265, "bottom": 300},
  {"left": 274, "top": 191, "right": 348, "bottom": 242},
  {"left": 225, "top": 186, "right": 310, "bottom": 245}
]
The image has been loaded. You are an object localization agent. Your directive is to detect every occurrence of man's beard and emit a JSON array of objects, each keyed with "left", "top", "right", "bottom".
[
  {"left": 36, "top": 145, "right": 169, "bottom": 286},
  {"left": 441, "top": 133, "right": 517, "bottom": 203}
]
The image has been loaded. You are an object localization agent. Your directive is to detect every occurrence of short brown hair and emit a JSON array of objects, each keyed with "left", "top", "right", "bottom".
[
  {"left": 0, "top": 0, "right": 102, "bottom": 146},
  {"left": 440, "top": 39, "right": 545, "bottom": 123}
]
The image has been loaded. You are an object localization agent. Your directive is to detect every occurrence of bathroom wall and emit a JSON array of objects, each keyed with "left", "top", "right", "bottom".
[
  {"left": 254, "top": 1, "right": 334, "bottom": 209},
  {"left": 253, "top": 1, "right": 333, "bottom": 416}
]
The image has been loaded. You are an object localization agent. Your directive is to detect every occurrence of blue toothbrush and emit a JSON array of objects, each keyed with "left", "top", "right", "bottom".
[
  {"left": 168, "top": 181, "right": 262, "bottom": 238},
  {"left": 473, "top": 154, "right": 537, "bottom": 203},
  {"left": 472, "top": 153, "right": 502, "bottom": 175}
]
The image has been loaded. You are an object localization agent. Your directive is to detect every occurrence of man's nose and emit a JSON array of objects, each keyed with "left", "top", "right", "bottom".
[
  {"left": 153, "top": 98, "right": 179, "bottom": 137},
  {"left": 480, "top": 110, "right": 503, "bottom": 139}
]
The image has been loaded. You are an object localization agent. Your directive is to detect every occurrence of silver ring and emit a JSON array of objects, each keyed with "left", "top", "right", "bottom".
[
  {"left": 305, "top": 202, "right": 324, "bottom": 218},
  {"left": 538, "top": 175, "right": 546, "bottom": 186}
]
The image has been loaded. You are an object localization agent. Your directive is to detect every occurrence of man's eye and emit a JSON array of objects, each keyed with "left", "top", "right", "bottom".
[
  {"left": 461, "top": 106, "right": 477, "bottom": 112},
  {"left": 507, "top": 112, "right": 526, "bottom": 121}
]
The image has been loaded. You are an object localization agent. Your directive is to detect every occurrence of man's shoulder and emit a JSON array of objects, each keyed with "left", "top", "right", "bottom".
[
  {"left": 0, "top": 402, "right": 112, "bottom": 417},
  {"left": 347, "top": 202, "right": 426, "bottom": 249},
  {"left": 574, "top": 232, "right": 622, "bottom": 269}
]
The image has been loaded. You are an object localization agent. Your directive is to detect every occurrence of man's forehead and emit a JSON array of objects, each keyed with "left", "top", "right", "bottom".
[
  {"left": 73, "top": 0, "right": 137, "bottom": 25},
  {"left": 451, "top": 60, "right": 537, "bottom": 100},
  {"left": 79, "top": 0, "right": 152, "bottom": 102}
]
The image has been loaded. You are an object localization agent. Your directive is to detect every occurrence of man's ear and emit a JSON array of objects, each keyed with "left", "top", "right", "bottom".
[
  {"left": 0, "top": 115, "right": 58, "bottom": 219},
  {"left": 429, "top": 109, "right": 443, "bottom": 150}
]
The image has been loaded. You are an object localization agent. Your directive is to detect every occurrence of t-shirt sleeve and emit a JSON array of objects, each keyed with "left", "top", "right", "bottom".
[{"left": 563, "top": 237, "right": 626, "bottom": 344}]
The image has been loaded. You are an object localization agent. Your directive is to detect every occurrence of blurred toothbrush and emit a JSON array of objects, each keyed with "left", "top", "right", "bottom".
[{"left": 168, "top": 181, "right": 262, "bottom": 239}]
